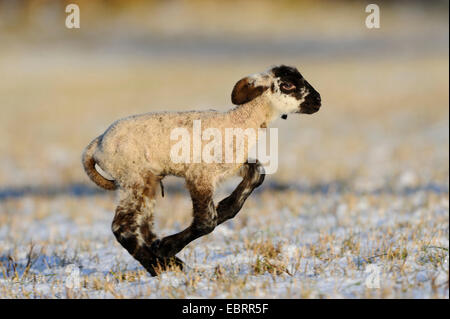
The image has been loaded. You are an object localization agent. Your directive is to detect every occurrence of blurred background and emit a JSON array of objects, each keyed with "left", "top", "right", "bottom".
[
  {"left": 0, "top": 0, "right": 448, "bottom": 194},
  {"left": 0, "top": 0, "right": 448, "bottom": 299}
]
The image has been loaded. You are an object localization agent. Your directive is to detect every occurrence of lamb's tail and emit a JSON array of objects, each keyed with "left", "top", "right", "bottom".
[{"left": 82, "top": 136, "right": 117, "bottom": 191}]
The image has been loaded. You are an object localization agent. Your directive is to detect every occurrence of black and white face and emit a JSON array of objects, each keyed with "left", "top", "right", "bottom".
[
  {"left": 231, "top": 65, "right": 321, "bottom": 117},
  {"left": 269, "top": 65, "right": 321, "bottom": 115}
]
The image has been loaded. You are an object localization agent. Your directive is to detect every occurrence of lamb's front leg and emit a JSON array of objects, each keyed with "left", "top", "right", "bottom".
[
  {"left": 216, "top": 160, "right": 265, "bottom": 224},
  {"left": 151, "top": 182, "right": 217, "bottom": 258},
  {"left": 150, "top": 161, "right": 265, "bottom": 258}
]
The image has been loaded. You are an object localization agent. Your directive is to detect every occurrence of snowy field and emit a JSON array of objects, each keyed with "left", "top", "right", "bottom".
[
  {"left": 0, "top": 183, "right": 448, "bottom": 298},
  {"left": 0, "top": 1, "right": 448, "bottom": 298}
]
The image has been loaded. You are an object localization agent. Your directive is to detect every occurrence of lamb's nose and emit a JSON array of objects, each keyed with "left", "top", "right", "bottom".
[{"left": 315, "top": 95, "right": 322, "bottom": 106}]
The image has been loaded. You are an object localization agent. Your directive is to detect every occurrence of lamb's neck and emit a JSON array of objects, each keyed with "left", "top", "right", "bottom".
[{"left": 228, "top": 99, "right": 275, "bottom": 129}]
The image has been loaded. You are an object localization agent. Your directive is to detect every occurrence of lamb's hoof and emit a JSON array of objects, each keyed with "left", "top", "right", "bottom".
[
  {"left": 245, "top": 160, "right": 265, "bottom": 188},
  {"left": 168, "top": 256, "right": 185, "bottom": 270}
]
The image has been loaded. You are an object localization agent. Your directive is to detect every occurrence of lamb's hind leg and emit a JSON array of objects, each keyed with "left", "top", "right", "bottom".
[
  {"left": 112, "top": 177, "right": 183, "bottom": 276},
  {"left": 216, "top": 160, "right": 265, "bottom": 225}
]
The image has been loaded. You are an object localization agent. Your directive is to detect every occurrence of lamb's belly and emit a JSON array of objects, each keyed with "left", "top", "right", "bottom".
[{"left": 173, "top": 162, "right": 242, "bottom": 182}]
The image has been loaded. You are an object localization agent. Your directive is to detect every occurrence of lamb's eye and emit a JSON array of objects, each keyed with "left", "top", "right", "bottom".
[{"left": 281, "top": 83, "right": 296, "bottom": 91}]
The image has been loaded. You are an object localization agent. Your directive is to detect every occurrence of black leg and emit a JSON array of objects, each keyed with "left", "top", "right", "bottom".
[
  {"left": 150, "top": 160, "right": 265, "bottom": 259},
  {"left": 216, "top": 160, "right": 265, "bottom": 224},
  {"left": 112, "top": 181, "right": 184, "bottom": 276},
  {"left": 151, "top": 183, "right": 217, "bottom": 258}
]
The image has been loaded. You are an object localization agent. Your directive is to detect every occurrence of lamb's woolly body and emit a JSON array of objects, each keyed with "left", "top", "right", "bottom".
[{"left": 93, "top": 94, "right": 274, "bottom": 190}]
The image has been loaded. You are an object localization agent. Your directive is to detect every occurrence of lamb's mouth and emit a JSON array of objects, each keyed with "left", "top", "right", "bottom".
[
  {"left": 299, "top": 106, "right": 320, "bottom": 114},
  {"left": 297, "top": 102, "right": 321, "bottom": 114}
]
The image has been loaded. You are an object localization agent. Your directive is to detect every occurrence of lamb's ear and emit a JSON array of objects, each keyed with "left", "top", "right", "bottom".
[{"left": 231, "top": 77, "right": 269, "bottom": 105}]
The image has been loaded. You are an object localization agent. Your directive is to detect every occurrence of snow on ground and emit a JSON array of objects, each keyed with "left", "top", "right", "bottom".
[{"left": 0, "top": 184, "right": 448, "bottom": 298}]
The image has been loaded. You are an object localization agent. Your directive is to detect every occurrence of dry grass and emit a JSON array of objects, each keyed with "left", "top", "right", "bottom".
[{"left": 0, "top": 190, "right": 448, "bottom": 298}]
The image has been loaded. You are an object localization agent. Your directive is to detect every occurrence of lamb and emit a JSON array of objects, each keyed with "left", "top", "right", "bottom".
[{"left": 82, "top": 65, "right": 321, "bottom": 275}]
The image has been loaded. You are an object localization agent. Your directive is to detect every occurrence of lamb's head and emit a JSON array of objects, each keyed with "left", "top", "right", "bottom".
[{"left": 231, "top": 65, "right": 321, "bottom": 118}]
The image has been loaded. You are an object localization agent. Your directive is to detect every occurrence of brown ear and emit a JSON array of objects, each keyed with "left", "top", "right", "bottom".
[{"left": 231, "top": 77, "right": 269, "bottom": 105}]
